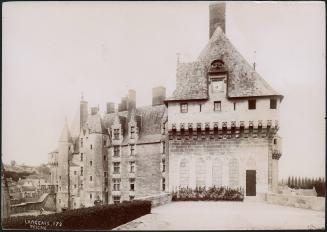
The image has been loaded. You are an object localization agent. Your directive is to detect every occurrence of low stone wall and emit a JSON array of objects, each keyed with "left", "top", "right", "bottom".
[
  {"left": 10, "top": 193, "right": 56, "bottom": 214},
  {"left": 135, "top": 193, "right": 171, "bottom": 207},
  {"left": 265, "top": 193, "right": 325, "bottom": 211}
]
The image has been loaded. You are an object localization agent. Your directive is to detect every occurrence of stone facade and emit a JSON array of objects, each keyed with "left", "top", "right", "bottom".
[{"left": 48, "top": 2, "right": 283, "bottom": 212}]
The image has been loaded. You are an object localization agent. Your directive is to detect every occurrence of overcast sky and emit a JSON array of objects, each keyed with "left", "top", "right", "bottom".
[{"left": 2, "top": 1, "right": 325, "bottom": 179}]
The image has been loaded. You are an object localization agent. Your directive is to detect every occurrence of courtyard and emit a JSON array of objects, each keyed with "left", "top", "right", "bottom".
[{"left": 114, "top": 201, "right": 325, "bottom": 230}]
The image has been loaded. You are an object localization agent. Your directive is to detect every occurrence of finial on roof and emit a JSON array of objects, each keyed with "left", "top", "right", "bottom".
[
  {"left": 253, "top": 50, "right": 257, "bottom": 71},
  {"left": 176, "top": 53, "right": 180, "bottom": 65}
]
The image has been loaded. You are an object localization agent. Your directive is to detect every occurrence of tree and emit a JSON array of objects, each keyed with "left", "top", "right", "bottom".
[
  {"left": 291, "top": 176, "right": 294, "bottom": 188},
  {"left": 304, "top": 177, "right": 308, "bottom": 189},
  {"left": 287, "top": 176, "right": 291, "bottom": 188}
]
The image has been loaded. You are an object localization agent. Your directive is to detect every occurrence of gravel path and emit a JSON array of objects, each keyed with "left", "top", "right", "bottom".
[{"left": 114, "top": 201, "right": 325, "bottom": 230}]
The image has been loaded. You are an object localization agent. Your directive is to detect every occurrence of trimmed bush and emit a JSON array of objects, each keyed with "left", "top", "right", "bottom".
[
  {"left": 2, "top": 200, "right": 151, "bottom": 230},
  {"left": 172, "top": 186, "right": 244, "bottom": 201}
]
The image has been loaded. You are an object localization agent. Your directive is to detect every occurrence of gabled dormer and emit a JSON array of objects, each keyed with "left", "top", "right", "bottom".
[
  {"left": 111, "top": 112, "right": 123, "bottom": 145},
  {"left": 128, "top": 109, "right": 139, "bottom": 144}
]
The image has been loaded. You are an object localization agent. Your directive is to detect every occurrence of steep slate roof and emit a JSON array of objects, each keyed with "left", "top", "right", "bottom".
[
  {"left": 59, "top": 120, "right": 73, "bottom": 143},
  {"left": 167, "top": 27, "right": 282, "bottom": 101},
  {"left": 103, "top": 104, "right": 166, "bottom": 144},
  {"left": 86, "top": 113, "right": 107, "bottom": 134}
]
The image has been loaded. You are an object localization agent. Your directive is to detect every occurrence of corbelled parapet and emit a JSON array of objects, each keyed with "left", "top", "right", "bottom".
[{"left": 167, "top": 120, "right": 279, "bottom": 140}]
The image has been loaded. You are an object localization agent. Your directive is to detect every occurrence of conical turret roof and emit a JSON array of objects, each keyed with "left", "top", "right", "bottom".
[{"left": 59, "top": 119, "right": 73, "bottom": 142}]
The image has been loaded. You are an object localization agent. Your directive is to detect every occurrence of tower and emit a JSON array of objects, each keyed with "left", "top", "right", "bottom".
[{"left": 80, "top": 93, "right": 88, "bottom": 130}]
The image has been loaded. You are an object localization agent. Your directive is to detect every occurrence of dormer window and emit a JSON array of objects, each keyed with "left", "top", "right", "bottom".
[
  {"left": 130, "top": 126, "right": 135, "bottom": 139},
  {"left": 180, "top": 103, "right": 188, "bottom": 113},
  {"left": 114, "top": 129, "right": 120, "bottom": 140}
]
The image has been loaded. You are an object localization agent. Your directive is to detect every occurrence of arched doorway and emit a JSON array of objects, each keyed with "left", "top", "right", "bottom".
[{"left": 246, "top": 157, "right": 256, "bottom": 196}]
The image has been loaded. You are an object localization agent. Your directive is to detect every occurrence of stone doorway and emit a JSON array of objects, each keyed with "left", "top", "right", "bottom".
[{"left": 246, "top": 170, "right": 256, "bottom": 196}]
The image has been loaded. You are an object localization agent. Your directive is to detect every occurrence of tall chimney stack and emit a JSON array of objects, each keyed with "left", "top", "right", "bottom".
[
  {"left": 127, "top": 89, "right": 136, "bottom": 111},
  {"left": 152, "top": 86, "right": 166, "bottom": 106},
  {"left": 80, "top": 96, "right": 88, "bottom": 130},
  {"left": 209, "top": 2, "right": 226, "bottom": 38},
  {"left": 106, "top": 102, "right": 115, "bottom": 114}
]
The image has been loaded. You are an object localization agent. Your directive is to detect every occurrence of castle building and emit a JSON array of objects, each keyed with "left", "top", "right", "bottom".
[{"left": 48, "top": 2, "right": 282, "bottom": 212}]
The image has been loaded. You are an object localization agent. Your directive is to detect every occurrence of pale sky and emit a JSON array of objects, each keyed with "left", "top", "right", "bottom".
[{"left": 2, "top": 1, "right": 325, "bottom": 179}]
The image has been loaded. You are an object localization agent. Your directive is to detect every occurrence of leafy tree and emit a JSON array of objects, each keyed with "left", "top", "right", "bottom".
[{"left": 287, "top": 176, "right": 291, "bottom": 188}]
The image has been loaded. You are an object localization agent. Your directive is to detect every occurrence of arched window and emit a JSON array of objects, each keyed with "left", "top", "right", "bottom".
[
  {"left": 212, "top": 158, "right": 223, "bottom": 187},
  {"left": 196, "top": 158, "right": 206, "bottom": 187},
  {"left": 229, "top": 157, "right": 239, "bottom": 187},
  {"left": 179, "top": 158, "right": 190, "bottom": 187}
]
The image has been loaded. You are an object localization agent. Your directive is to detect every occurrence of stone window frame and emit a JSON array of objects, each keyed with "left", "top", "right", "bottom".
[
  {"left": 113, "top": 162, "right": 120, "bottom": 174},
  {"left": 248, "top": 99, "right": 256, "bottom": 110},
  {"left": 270, "top": 98, "right": 277, "bottom": 109},
  {"left": 161, "top": 157, "right": 166, "bottom": 173},
  {"left": 90, "top": 176, "right": 93, "bottom": 182},
  {"left": 180, "top": 103, "right": 188, "bottom": 113},
  {"left": 129, "top": 161, "right": 136, "bottom": 173},
  {"left": 113, "top": 146, "right": 120, "bottom": 157},
  {"left": 104, "top": 171, "right": 108, "bottom": 178},
  {"left": 89, "top": 160, "right": 93, "bottom": 166},
  {"left": 112, "top": 178, "right": 121, "bottom": 191},
  {"left": 162, "top": 177, "right": 166, "bottom": 191},
  {"left": 162, "top": 141, "right": 166, "bottom": 154},
  {"left": 113, "top": 196, "right": 121, "bottom": 204},
  {"left": 113, "top": 129, "right": 120, "bottom": 140},
  {"left": 130, "top": 144, "right": 136, "bottom": 156},
  {"left": 129, "top": 178, "right": 135, "bottom": 191},
  {"left": 214, "top": 101, "right": 222, "bottom": 112},
  {"left": 130, "top": 126, "right": 135, "bottom": 139},
  {"left": 80, "top": 153, "right": 83, "bottom": 161},
  {"left": 80, "top": 166, "right": 83, "bottom": 176}
]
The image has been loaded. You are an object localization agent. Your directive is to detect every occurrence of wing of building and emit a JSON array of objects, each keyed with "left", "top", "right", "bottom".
[{"left": 48, "top": 2, "right": 283, "bottom": 212}]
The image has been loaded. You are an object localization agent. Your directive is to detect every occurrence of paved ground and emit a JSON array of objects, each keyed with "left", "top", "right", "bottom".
[{"left": 115, "top": 201, "right": 325, "bottom": 230}]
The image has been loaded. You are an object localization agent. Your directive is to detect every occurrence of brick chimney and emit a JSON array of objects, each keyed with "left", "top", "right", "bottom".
[
  {"left": 209, "top": 2, "right": 226, "bottom": 38},
  {"left": 106, "top": 102, "right": 115, "bottom": 114},
  {"left": 127, "top": 89, "right": 136, "bottom": 111},
  {"left": 152, "top": 86, "right": 166, "bottom": 106},
  {"left": 91, "top": 107, "right": 99, "bottom": 115}
]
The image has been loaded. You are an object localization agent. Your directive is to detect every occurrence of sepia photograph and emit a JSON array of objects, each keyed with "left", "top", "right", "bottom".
[{"left": 2, "top": 1, "right": 325, "bottom": 230}]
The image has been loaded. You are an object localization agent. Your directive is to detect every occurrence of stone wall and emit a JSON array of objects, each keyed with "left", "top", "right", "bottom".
[
  {"left": 135, "top": 192, "right": 172, "bottom": 207},
  {"left": 265, "top": 193, "right": 325, "bottom": 211},
  {"left": 169, "top": 137, "right": 271, "bottom": 194},
  {"left": 112, "top": 143, "right": 163, "bottom": 202}
]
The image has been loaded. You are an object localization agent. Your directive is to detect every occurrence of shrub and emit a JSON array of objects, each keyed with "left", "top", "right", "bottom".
[
  {"left": 172, "top": 186, "right": 244, "bottom": 201},
  {"left": 2, "top": 200, "right": 151, "bottom": 230}
]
